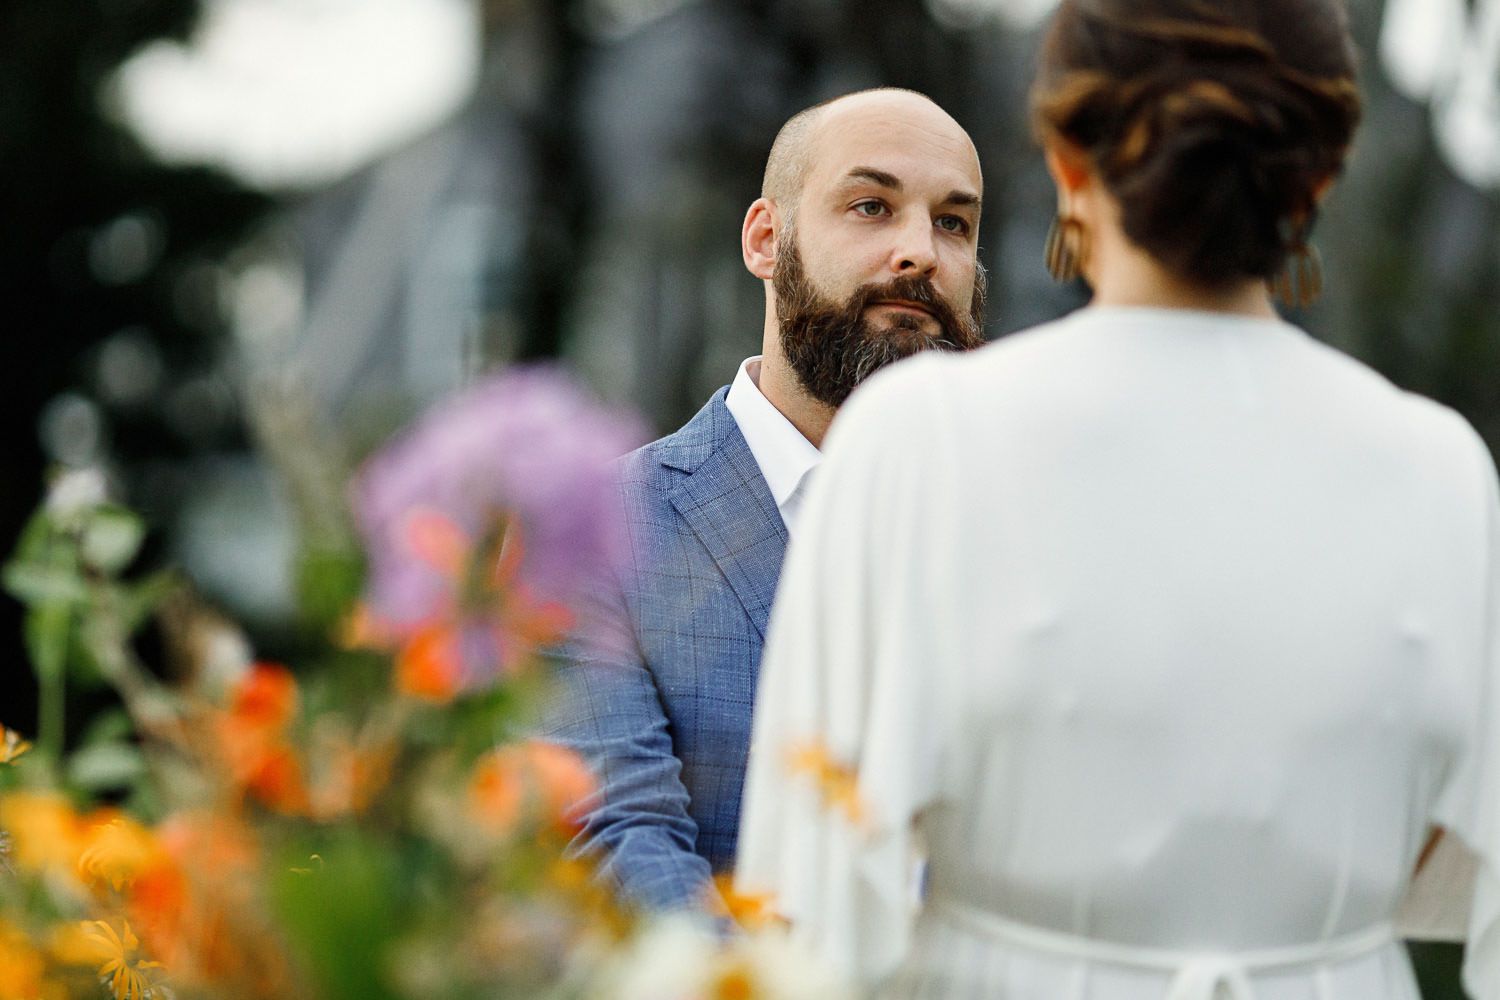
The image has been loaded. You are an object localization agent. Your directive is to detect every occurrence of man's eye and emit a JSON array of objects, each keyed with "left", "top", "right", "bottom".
[
  {"left": 936, "top": 215, "right": 970, "bottom": 234},
  {"left": 853, "top": 201, "right": 888, "bottom": 217}
]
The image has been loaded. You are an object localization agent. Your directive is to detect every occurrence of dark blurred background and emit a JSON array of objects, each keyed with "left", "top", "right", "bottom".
[{"left": 0, "top": 1, "right": 1493, "bottom": 994}]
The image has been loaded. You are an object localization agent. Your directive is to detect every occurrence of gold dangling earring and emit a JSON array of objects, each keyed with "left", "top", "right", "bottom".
[
  {"left": 1045, "top": 214, "right": 1086, "bottom": 283},
  {"left": 1270, "top": 217, "right": 1324, "bottom": 308}
]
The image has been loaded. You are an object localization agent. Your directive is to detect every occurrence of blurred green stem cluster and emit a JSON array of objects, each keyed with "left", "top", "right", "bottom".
[{"left": 3, "top": 471, "right": 176, "bottom": 784}]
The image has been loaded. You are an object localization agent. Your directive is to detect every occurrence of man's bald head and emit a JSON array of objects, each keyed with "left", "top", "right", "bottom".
[
  {"left": 740, "top": 86, "right": 985, "bottom": 439},
  {"left": 761, "top": 88, "right": 973, "bottom": 213}
]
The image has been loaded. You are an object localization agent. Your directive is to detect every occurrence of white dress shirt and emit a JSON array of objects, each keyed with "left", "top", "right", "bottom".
[{"left": 724, "top": 356, "right": 821, "bottom": 535}]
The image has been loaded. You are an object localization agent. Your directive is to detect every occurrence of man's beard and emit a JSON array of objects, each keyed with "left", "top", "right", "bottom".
[{"left": 772, "top": 227, "right": 987, "bottom": 409}]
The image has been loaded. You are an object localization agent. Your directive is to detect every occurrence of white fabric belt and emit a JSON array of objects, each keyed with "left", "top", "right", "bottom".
[{"left": 932, "top": 899, "right": 1395, "bottom": 1000}]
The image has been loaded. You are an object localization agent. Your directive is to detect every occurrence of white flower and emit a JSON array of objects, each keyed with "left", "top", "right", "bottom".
[
  {"left": 591, "top": 915, "right": 718, "bottom": 1000},
  {"left": 590, "top": 915, "right": 854, "bottom": 1000},
  {"left": 44, "top": 467, "right": 110, "bottom": 523},
  {"left": 720, "top": 926, "right": 856, "bottom": 1000}
]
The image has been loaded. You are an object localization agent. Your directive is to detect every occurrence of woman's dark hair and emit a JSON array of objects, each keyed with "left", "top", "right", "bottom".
[{"left": 1031, "top": 0, "right": 1361, "bottom": 285}]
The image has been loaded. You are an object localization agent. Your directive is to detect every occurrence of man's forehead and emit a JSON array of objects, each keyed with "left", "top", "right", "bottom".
[{"left": 802, "top": 97, "right": 981, "bottom": 196}]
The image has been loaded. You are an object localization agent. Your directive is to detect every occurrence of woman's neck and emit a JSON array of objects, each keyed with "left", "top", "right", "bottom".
[{"left": 1085, "top": 223, "right": 1279, "bottom": 319}]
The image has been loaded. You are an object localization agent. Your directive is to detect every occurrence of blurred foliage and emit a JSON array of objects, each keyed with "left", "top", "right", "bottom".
[
  {"left": 0, "top": 472, "right": 617, "bottom": 999},
  {"left": 0, "top": 378, "right": 840, "bottom": 1000}
]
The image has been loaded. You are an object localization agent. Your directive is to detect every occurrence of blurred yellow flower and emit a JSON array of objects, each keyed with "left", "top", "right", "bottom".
[
  {"left": 546, "top": 855, "right": 591, "bottom": 891},
  {"left": 784, "top": 742, "right": 868, "bottom": 829},
  {"left": 0, "top": 919, "right": 57, "bottom": 1000},
  {"left": 544, "top": 856, "right": 631, "bottom": 939},
  {"left": 710, "top": 873, "right": 782, "bottom": 931},
  {"left": 78, "top": 814, "right": 162, "bottom": 892},
  {"left": 0, "top": 790, "right": 85, "bottom": 880},
  {"left": 80, "top": 920, "right": 165, "bottom": 1000},
  {"left": 710, "top": 959, "right": 757, "bottom": 1000}
]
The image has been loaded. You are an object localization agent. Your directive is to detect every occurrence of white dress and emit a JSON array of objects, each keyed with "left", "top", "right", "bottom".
[{"left": 734, "top": 307, "right": 1500, "bottom": 1000}]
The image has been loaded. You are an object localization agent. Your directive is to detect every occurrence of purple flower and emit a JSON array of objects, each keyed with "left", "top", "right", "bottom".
[{"left": 353, "top": 366, "right": 646, "bottom": 630}]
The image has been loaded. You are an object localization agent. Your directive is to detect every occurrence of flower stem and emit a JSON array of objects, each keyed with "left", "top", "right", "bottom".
[{"left": 31, "top": 601, "right": 71, "bottom": 761}]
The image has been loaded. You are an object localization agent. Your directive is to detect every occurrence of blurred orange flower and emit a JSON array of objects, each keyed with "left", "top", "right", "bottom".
[
  {"left": 230, "top": 662, "right": 298, "bottom": 730},
  {"left": 132, "top": 818, "right": 219, "bottom": 974},
  {"left": 153, "top": 810, "right": 259, "bottom": 879},
  {"left": 487, "top": 520, "right": 577, "bottom": 663},
  {"left": 246, "top": 745, "right": 310, "bottom": 814},
  {"left": 305, "top": 727, "right": 396, "bottom": 821},
  {"left": 214, "top": 663, "right": 310, "bottom": 814},
  {"left": 125, "top": 810, "right": 292, "bottom": 993},
  {"left": 126, "top": 861, "right": 190, "bottom": 969},
  {"left": 364, "top": 513, "right": 579, "bottom": 704},
  {"left": 468, "top": 741, "right": 596, "bottom": 838},
  {"left": 395, "top": 623, "right": 465, "bottom": 701}
]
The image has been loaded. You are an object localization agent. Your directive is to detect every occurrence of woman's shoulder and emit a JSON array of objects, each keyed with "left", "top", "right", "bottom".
[
  {"left": 1258, "top": 323, "right": 1498, "bottom": 495},
  {"left": 1283, "top": 327, "right": 1483, "bottom": 442}
]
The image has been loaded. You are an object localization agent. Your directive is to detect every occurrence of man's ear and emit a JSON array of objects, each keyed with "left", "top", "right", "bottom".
[{"left": 742, "top": 197, "right": 779, "bottom": 280}]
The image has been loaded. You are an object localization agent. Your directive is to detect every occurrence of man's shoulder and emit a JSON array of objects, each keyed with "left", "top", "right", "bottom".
[{"left": 615, "top": 386, "right": 738, "bottom": 485}]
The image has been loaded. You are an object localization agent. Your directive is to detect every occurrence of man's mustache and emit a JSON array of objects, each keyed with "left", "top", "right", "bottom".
[
  {"left": 847, "top": 275, "right": 946, "bottom": 316},
  {"left": 841, "top": 273, "right": 983, "bottom": 350}
]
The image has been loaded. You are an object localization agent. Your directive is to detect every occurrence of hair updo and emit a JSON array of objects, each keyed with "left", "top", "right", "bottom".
[{"left": 1031, "top": 0, "right": 1362, "bottom": 286}]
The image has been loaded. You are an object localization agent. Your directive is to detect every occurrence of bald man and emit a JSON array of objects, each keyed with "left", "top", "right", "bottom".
[{"left": 548, "top": 89, "right": 987, "bottom": 914}]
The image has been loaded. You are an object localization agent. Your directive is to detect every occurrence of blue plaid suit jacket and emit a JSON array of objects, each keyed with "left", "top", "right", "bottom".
[{"left": 549, "top": 387, "right": 789, "bottom": 912}]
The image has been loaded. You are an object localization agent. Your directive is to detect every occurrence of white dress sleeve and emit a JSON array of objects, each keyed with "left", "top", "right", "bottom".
[
  {"left": 1433, "top": 424, "right": 1500, "bottom": 1000},
  {"left": 735, "top": 360, "right": 955, "bottom": 990}
]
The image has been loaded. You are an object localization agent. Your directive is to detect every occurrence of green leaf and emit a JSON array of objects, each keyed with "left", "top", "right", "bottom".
[
  {"left": 7, "top": 509, "right": 60, "bottom": 566},
  {"left": 79, "top": 707, "right": 134, "bottom": 747},
  {"left": 67, "top": 741, "right": 146, "bottom": 791},
  {"left": 79, "top": 505, "right": 146, "bottom": 575},
  {"left": 295, "top": 545, "right": 366, "bottom": 631},
  {"left": 3, "top": 563, "right": 88, "bottom": 606}
]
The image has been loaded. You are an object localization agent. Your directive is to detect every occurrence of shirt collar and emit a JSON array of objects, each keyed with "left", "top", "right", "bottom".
[{"left": 723, "top": 356, "right": 821, "bottom": 516}]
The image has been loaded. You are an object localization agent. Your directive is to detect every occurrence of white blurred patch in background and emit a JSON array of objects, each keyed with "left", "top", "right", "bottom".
[
  {"left": 1379, "top": 0, "right": 1500, "bottom": 189},
  {"left": 104, "top": 0, "right": 482, "bottom": 191},
  {"left": 1379, "top": 0, "right": 1468, "bottom": 97}
]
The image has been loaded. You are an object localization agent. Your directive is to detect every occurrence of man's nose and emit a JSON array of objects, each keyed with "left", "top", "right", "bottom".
[{"left": 890, "top": 216, "right": 938, "bottom": 277}]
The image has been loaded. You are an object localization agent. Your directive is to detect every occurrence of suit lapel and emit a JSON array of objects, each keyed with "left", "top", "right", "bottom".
[{"left": 664, "top": 392, "right": 789, "bottom": 641}]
